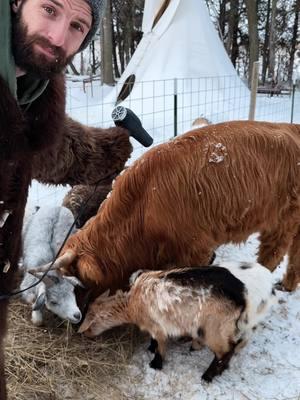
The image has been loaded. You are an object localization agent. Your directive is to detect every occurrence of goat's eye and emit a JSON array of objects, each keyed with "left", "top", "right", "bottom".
[{"left": 50, "top": 301, "right": 58, "bottom": 306}]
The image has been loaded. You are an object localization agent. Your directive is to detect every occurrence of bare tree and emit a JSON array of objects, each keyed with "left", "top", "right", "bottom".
[
  {"left": 268, "top": 0, "right": 277, "bottom": 81},
  {"left": 288, "top": 0, "right": 300, "bottom": 83},
  {"left": 101, "top": 0, "right": 114, "bottom": 84},
  {"left": 261, "top": 0, "right": 271, "bottom": 85},
  {"left": 245, "top": 0, "right": 259, "bottom": 86},
  {"left": 226, "top": 0, "right": 240, "bottom": 67}
]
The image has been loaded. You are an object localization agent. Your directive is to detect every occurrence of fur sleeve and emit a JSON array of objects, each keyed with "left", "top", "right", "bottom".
[
  {"left": 24, "top": 74, "right": 66, "bottom": 151},
  {"left": 0, "top": 75, "right": 27, "bottom": 159},
  {"left": 32, "top": 117, "right": 133, "bottom": 185}
]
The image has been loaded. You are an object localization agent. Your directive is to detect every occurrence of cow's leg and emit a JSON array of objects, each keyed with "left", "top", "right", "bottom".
[
  {"left": 257, "top": 227, "right": 295, "bottom": 272},
  {"left": 283, "top": 227, "right": 300, "bottom": 291},
  {"left": 188, "top": 244, "right": 216, "bottom": 267}
]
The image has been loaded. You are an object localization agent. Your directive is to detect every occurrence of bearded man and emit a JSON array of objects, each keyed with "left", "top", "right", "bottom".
[{"left": 0, "top": 1, "right": 149, "bottom": 398}]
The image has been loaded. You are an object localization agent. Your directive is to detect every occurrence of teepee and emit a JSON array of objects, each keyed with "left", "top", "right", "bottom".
[{"left": 104, "top": 0, "right": 249, "bottom": 141}]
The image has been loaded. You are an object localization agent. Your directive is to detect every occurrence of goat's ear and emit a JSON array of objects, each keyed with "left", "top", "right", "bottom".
[
  {"left": 100, "top": 289, "right": 110, "bottom": 298},
  {"left": 93, "top": 290, "right": 110, "bottom": 304},
  {"left": 129, "top": 269, "right": 144, "bottom": 285},
  {"left": 32, "top": 292, "right": 46, "bottom": 311},
  {"left": 78, "top": 317, "right": 93, "bottom": 334},
  {"left": 63, "top": 276, "right": 85, "bottom": 288}
]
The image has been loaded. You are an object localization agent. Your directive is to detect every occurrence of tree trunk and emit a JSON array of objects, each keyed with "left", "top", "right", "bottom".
[
  {"left": 268, "top": 0, "right": 277, "bottom": 81},
  {"left": 287, "top": 0, "right": 300, "bottom": 84},
  {"left": 262, "top": 0, "right": 271, "bottom": 85},
  {"left": 112, "top": 21, "right": 120, "bottom": 78},
  {"left": 101, "top": 0, "right": 114, "bottom": 85},
  {"left": 219, "top": 0, "right": 227, "bottom": 39},
  {"left": 245, "top": 0, "right": 259, "bottom": 86},
  {"left": 226, "top": 0, "right": 239, "bottom": 67}
]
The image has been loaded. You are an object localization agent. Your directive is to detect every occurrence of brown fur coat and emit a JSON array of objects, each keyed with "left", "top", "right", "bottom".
[{"left": 0, "top": 73, "right": 132, "bottom": 399}]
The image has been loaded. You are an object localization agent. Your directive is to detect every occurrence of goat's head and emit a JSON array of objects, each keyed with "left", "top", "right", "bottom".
[
  {"left": 78, "top": 290, "right": 126, "bottom": 337},
  {"left": 28, "top": 250, "right": 84, "bottom": 324}
]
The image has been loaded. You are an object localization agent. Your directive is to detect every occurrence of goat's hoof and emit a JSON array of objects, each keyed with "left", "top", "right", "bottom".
[
  {"left": 149, "top": 360, "right": 163, "bottom": 370},
  {"left": 201, "top": 372, "right": 213, "bottom": 383},
  {"left": 149, "top": 354, "right": 163, "bottom": 370}
]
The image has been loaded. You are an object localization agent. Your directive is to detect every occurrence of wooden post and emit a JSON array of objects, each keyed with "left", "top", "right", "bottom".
[{"left": 248, "top": 61, "right": 260, "bottom": 120}]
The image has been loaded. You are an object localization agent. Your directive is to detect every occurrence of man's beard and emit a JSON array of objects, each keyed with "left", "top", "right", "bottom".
[{"left": 11, "top": 12, "right": 74, "bottom": 79}]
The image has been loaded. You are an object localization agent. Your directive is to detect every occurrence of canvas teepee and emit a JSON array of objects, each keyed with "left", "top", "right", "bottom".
[
  {"left": 113, "top": 0, "right": 246, "bottom": 98},
  {"left": 104, "top": 0, "right": 249, "bottom": 142}
]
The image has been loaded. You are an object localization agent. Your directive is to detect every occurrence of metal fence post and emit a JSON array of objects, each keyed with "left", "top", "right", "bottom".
[
  {"left": 174, "top": 78, "right": 178, "bottom": 137},
  {"left": 290, "top": 83, "right": 296, "bottom": 123},
  {"left": 248, "top": 61, "right": 260, "bottom": 120}
]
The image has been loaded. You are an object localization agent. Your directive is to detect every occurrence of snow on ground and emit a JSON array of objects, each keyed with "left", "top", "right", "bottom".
[{"left": 112, "top": 236, "right": 300, "bottom": 400}]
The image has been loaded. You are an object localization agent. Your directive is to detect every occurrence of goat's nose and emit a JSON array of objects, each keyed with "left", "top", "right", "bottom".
[{"left": 73, "top": 312, "right": 82, "bottom": 321}]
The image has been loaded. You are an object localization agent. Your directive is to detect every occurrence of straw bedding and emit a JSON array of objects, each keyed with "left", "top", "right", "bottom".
[{"left": 5, "top": 300, "right": 140, "bottom": 400}]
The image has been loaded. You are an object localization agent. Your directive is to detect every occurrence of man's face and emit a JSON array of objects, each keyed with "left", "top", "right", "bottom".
[{"left": 12, "top": 0, "right": 93, "bottom": 79}]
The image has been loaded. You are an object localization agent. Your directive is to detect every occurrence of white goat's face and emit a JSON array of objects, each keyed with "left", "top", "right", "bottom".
[{"left": 31, "top": 271, "right": 82, "bottom": 324}]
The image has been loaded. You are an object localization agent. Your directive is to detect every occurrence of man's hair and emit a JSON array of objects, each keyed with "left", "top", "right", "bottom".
[{"left": 79, "top": 0, "right": 107, "bottom": 52}]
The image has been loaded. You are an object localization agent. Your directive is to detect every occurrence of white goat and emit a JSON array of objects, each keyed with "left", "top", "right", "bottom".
[
  {"left": 78, "top": 261, "right": 276, "bottom": 382},
  {"left": 20, "top": 206, "right": 83, "bottom": 326}
]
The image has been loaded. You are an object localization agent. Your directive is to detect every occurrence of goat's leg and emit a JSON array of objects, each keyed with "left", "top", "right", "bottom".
[
  {"left": 31, "top": 310, "right": 44, "bottom": 326},
  {"left": 148, "top": 338, "right": 158, "bottom": 354},
  {"left": 283, "top": 227, "right": 300, "bottom": 291},
  {"left": 257, "top": 228, "right": 295, "bottom": 272},
  {"left": 202, "top": 342, "right": 238, "bottom": 382},
  {"left": 149, "top": 331, "right": 167, "bottom": 370}
]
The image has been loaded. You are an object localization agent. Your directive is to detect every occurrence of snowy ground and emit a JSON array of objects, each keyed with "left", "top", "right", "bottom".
[{"left": 112, "top": 237, "right": 300, "bottom": 400}]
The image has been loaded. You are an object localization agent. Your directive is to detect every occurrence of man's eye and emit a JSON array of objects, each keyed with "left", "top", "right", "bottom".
[
  {"left": 43, "top": 6, "right": 55, "bottom": 15},
  {"left": 71, "top": 22, "right": 84, "bottom": 33}
]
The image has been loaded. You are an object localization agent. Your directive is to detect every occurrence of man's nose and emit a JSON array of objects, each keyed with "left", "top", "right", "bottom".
[{"left": 47, "top": 20, "right": 68, "bottom": 48}]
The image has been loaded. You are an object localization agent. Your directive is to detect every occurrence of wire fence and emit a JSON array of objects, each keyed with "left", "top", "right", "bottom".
[{"left": 28, "top": 74, "right": 300, "bottom": 208}]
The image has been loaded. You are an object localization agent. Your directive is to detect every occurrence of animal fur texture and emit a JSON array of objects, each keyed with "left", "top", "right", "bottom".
[
  {"left": 53, "top": 121, "right": 300, "bottom": 296},
  {"left": 20, "top": 206, "right": 81, "bottom": 325},
  {"left": 62, "top": 182, "right": 113, "bottom": 228},
  {"left": 32, "top": 116, "right": 132, "bottom": 186},
  {"left": 78, "top": 262, "right": 276, "bottom": 382}
]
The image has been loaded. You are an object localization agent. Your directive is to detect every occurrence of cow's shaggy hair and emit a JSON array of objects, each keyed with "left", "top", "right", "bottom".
[{"left": 50, "top": 121, "right": 300, "bottom": 296}]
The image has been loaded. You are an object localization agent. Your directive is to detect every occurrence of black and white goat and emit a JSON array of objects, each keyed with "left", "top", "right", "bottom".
[
  {"left": 20, "top": 206, "right": 83, "bottom": 326},
  {"left": 78, "top": 261, "right": 276, "bottom": 382}
]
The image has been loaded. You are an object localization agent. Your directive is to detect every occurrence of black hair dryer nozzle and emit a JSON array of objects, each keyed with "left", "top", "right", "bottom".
[{"left": 112, "top": 106, "right": 153, "bottom": 147}]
